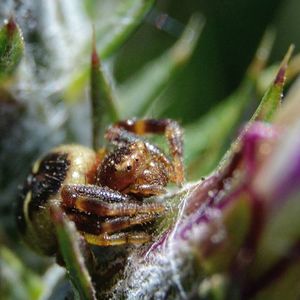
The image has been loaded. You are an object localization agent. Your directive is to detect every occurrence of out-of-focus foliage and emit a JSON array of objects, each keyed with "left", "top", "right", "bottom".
[
  {"left": 1, "top": 0, "right": 300, "bottom": 299},
  {"left": 117, "top": 15, "right": 204, "bottom": 118},
  {"left": 0, "top": 247, "right": 43, "bottom": 300}
]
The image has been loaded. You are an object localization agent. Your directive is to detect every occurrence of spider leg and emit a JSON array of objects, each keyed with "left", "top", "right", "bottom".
[
  {"left": 123, "top": 184, "right": 166, "bottom": 196},
  {"left": 67, "top": 211, "right": 159, "bottom": 235},
  {"left": 83, "top": 231, "right": 151, "bottom": 246},
  {"left": 105, "top": 118, "right": 184, "bottom": 185},
  {"left": 61, "top": 184, "right": 166, "bottom": 217}
]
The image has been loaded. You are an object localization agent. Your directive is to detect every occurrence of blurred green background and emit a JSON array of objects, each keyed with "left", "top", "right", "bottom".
[{"left": 113, "top": 0, "right": 298, "bottom": 123}]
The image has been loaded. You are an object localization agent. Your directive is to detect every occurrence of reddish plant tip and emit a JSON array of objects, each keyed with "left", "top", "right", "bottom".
[
  {"left": 91, "top": 47, "right": 100, "bottom": 68},
  {"left": 5, "top": 17, "right": 17, "bottom": 36},
  {"left": 91, "top": 27, "right": 100, "bottom": 68},
  {"left": 274, "top": 44, "right": 294, "bottom": 86},
  {"left": 274, "top": 66, "right": 286, "bottom": 86}
]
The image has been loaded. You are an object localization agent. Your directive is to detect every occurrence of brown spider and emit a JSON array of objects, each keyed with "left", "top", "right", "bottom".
[{"left": 16, "top": 119, "right": 184, "bottom": 257}]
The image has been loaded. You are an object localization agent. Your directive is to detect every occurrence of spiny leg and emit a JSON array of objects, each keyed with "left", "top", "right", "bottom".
[
  {"left": 83, "top": 231, "right": 151, "bottom": 246},
  {"left": 105, "top": 118, "right": 184, "bottom": 185},
  {"left": 61, "top": 184, "right": 166, "bottom": 217},
  {"left": 123, "top": 183, "right": 166, "bottom": 196},
  {"left": 67, "top": 211, "right": 160, "bottom": 235}
]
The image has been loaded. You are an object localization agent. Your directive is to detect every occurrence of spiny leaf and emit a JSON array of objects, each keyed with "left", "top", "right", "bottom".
[
  {"left": 51, "top": 205, "right": 96, "bottom": 300},
  {"left": 117, "top": 14, "right": 204, "bottom": 118},
  {"left": 0, "top": 18, "right": 24, "bottom": 82},
  {"left": 273, "top": 72, "right": 300, "bottom": 128},
  {"left": 218, "top": 45, "right": 293, "bottom": 172},
  {"left": 90, "top": 34, "right": 120, "bottom": 149},
  {"left": 252, "top": 44, "right": 294, "bottom": 122},
  {"left": 257, "top": 51, "right": 300, "bottom": 96}
]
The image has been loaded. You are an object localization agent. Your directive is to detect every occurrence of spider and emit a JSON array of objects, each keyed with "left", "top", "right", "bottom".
[{"left": 16, "top": 118, "right": 184, "bottom": 258}]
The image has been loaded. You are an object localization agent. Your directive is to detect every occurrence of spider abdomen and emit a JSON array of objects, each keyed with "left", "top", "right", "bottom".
[{"left": 16, "top": 144, "right": 96, "bottom": 255}]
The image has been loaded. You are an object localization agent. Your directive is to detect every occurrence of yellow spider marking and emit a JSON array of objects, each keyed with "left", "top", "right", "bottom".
[
  {"left": 134, "top": 120, "right": 146, "bottom": 135},
  {"left": 32, "top": 159, "right": 41, "bottom": 174},
  {"left": 23, "top": 191, "right": 32, "bottom": 225}
]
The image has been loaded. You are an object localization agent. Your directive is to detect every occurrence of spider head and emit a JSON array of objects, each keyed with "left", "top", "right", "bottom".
[{"left": 96, "top": 141, "right": 147, "bottom": 190}]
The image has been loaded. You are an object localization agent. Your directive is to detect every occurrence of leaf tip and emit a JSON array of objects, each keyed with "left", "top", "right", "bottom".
[
  {"left": 91, "top": 26, "right": 100, "bottom": 68},
  {"left": 274, "top": 44, "right": 294, "bottom": 86},
  {"left": 5, "top": 16, "right": 17, "bottom": 36}
]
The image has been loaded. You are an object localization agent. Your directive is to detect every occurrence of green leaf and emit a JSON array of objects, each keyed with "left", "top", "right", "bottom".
[
  {"left": 257, "top": 51, "right": 300, "bottom": 96},
  {"left": 214, "top": 45, "right": 293, "bottom": 174},
  {"left": 90, "top": 37, "right": 120, "bottom": 149},
  {"left": 252, "top": 45, "right": 294, "bottom": 122},
  {"left": 0, "top": 18, "right": 24, "bottom": 82},
  {"left": 215, "top": 45, "right": 293, "bottom": 172},
  {"left": 117, "top": 14, "right": 204, "bottom": 118},
  {"left": 51, "top": 205, "right": 96, "bottom": 300}
]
